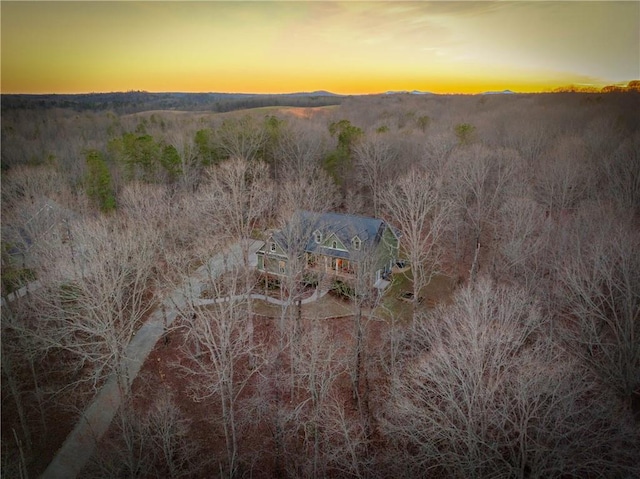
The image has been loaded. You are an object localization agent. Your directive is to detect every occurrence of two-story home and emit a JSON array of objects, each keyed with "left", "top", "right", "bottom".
[{"left": 256, "top": 211, "right": 400, "bottom": 288}]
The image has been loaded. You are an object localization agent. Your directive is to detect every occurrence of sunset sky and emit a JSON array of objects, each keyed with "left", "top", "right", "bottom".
[{"left": 2, "top": 1, "right": 638, "bottom": 95}]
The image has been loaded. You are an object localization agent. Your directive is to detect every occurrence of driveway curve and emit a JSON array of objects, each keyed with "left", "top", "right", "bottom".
[{"left": 40, "top": 240, "right": 264, "bottom": 479}]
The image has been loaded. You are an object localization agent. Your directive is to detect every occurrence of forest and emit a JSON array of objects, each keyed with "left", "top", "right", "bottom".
[
  {"left": 0, "top": 91, "right": 343, "bottom": 115},
  {"left": 1, "top": 91, "right": 639, "bottom": 478}
]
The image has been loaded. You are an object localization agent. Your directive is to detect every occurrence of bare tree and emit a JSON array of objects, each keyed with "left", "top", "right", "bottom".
[
  {"left": 444, "top": 145, "right": 520, "bottom": 280},
  {"left": 502, "top": 117, "right": 549, "bottom": 164},
  {"left": 353, "top": 134, "right": 397, "bottom": 217},
  {"left": 421, "top": 131, "right": 457, "bottom": 173},
  {"left": 27, "top": 215, "right": 160, "bottom": 393},
  {"left": 1, "top": 164, "right": 71, "bottom": 213},
  {"left": 494, "top": 196, "right": 549, "bottom": 289},
  {"left": 382, "top": 278, "right": 639, "bottom": 478},
  {"left": 295, "top": 323, "right": 349, "bottom": 479},
  {"left": 532, "top": 136, "right": 593, "bottom": 214},
  {"left": 1, "top": 304, "right": 36, "bottom": 467},
  {"left": 599, "top": 131, "right": 640, "bottom": 218},
  {"left": 118, "top": 181, "right": 171, "bottom": 228},
  {"left": 558, "top": 215, "right": 640, "bottom": 402},
  {"left": 379, "top": 168, "right": 449, "bottom": 317},
  {"left": 274, "top": 119, "right": 337, "bottom": 221},
  {"left": 322, "top": 395, "right": 371, "bottom": 479},
  {"left": 178, "top": 265, "right": 262, "bottom": 478},
  {"left": 345, "top": 243, "right": 385, "bottom": 421},
  {"left": 1, "top": 164, "right": 81, "bottom": 288},
  {"left": 275, "top": 119, "right": 327, "bottom": 179},
  {"left": 165, "top": 127, "right": 203, "bottom": 192},
  {"left": 85, "top": 392, "right": 206, "bottom": 478},
  {"left": 215, "top": 115, "right": 267, "bottom": 163},
  {"left": 270, "top": 211, "right": 326, "bottom": 389},
  {"left": 278, "top": 167, "right": 339, "bottom": 222},
  {"left": 202, "top": 157, "right": 274, "bottom": 294}
]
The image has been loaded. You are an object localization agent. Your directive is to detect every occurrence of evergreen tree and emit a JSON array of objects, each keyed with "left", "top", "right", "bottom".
[
  {"left": 324, "top": 119, "right": 363, "bottom": 185},
  {"left": 85, "top": 149, "right": 116, "bottom": 212}
]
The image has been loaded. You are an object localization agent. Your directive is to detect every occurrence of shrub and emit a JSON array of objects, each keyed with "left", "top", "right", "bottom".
[{"left": 331, "top": 280, "right": 354, "bottom": 300}]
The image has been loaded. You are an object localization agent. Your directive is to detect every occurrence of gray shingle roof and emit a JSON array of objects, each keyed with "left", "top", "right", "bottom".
[{"left": 272, "top": 210, "right": 389, "bottom": 260}]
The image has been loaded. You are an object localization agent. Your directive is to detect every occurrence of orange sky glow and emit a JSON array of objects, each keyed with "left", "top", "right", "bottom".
[{"left": 1, "top": 1, "right": 638, "bottom": 95}]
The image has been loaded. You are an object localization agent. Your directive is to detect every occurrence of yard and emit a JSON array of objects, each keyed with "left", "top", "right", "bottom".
[
  {"left": 252, "top": 293, "right": 353, "bottom": 319},
  {"left": 375, "top": 269, "right": 455, "bottom": 323},
  {"left": 250, "top": 267, "right": 455, "bottom": 326}
]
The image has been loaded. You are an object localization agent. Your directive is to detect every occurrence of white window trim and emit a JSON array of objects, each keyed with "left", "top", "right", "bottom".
[
  {"left": 270, "top": 242, "right": 276, "bottom": 252},
  {"left": 314, "top": 230, "right": 322, "bottom": 244},
  {"left": 324, "top": 233, "right": 349, "bottom": 252},
  {"left": 352, "top": 236, "right": 361, "bottom": 251}
]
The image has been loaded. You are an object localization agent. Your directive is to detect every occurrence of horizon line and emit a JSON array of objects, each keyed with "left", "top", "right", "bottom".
[
  {"left": 0, "top": 88, "right": 622, "bottom": 96},
  {"left": 3, "top": 79, "right": 638, "bottom": 97}
]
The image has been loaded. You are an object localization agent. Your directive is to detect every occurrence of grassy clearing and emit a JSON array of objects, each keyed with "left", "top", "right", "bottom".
[
  {"left": 376, "top": 271, "right": 414, "bottom": 323},
  {"left": 122, "top": 110, "right": 218, "bottom": 120},
  {"left": 420, "top": 274, "right": 456, "bottom": 306},
  {"left": 125, "top": 105, "right": 339, "bottom": 122},
  {"left": 375, "top": 270, "right": 455, "bottom": 324}
]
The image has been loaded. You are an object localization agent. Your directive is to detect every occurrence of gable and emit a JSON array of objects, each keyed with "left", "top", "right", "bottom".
[
  {"left": 321, "top": 232, "right": 348, "bottom": 251},
  {"left": 351, "top": 235, "right": 362, "bottom": 251},
  {"left": 260, "top": 234, "right": 288, "bottom": 257}
]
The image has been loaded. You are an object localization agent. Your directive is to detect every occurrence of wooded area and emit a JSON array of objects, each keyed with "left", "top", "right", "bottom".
[{"left": 2, "top": 91, "right": 639, "bottom": 478}]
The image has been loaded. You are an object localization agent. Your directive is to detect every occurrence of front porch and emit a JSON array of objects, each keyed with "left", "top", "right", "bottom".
[{"left": 306, "top": 253, "right": 356, "bottom": 280}]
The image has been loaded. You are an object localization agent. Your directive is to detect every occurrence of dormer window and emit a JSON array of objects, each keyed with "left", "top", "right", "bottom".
[
  {"left": 332, "top": 240, "right": 338, "bottom": 249},
  {"left": 270, "top": 242, "right": 276, "bottom": 252},
  {"left": 314, "top": 230, "right": 322, "bottom": 244},
  {"left": 352, "top": 236, "right": 361, "bottom": 251}
]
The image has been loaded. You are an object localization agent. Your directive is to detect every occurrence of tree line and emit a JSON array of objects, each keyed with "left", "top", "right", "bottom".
[{"left": 0, "top": 91, "right": 344, "bottom": 115}]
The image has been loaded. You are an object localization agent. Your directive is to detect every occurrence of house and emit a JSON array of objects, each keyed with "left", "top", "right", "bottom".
[{"left": 256, "top": 211, "right": 400, "bottom": 288}]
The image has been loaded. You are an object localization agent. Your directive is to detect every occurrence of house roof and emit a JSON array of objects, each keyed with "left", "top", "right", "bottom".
[{"left": 270, "top": 210, "right": 393, "bottom": 259}]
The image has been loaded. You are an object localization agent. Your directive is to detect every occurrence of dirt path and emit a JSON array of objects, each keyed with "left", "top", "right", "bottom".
[{"left": 40, "top": 240, "right": 264, "bottom": 479}]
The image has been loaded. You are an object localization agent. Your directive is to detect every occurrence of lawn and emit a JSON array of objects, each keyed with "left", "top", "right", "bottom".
[
  {"left": 375, "top": 269, "right": 455, "bottom": 324},
  {"left": 252, "top": 268, "right": 455, "bottom": 324}
]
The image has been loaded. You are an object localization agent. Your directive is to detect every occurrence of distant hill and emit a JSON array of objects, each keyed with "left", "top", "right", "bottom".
[
  {"left": 0, "top": 91, "right": 346, "bottom": 114},
  {"left": 287, "top": 90, "right": 342, "bottom": 97},
  {"left": 384, "top": 90, "right": 434, "bottom": 95},
  {"left": 482, "top": 90, "right": 516, "bottom": 95}
]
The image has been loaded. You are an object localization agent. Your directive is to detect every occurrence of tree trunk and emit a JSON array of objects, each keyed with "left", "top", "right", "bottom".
[
  {"left": 470, "top": 237, "right": 481, "bottom": 282},
  {"left": 1, "top": 352, "right": 32, "bottom": 457},
  {"left": 353, "top": 308, "right": 363, "bottom": 406}
]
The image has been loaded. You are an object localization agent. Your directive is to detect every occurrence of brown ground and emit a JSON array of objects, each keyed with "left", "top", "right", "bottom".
[
  {"left": 278, "top": 106, "right": 338, "bottom": 119},
  {"left": 2, "top": 275, "right": 454, "bottom": 478},
  {"left": 1, "top": 346, "right": 100, "bottom": 477},
  {"left": 85, "top": 290, "right": 393, "bottom": 478}
]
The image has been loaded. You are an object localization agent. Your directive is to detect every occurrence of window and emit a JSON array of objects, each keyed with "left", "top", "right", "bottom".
[
  {"left": 270, "top": 242, "right": 276, "bottom": 253},
  {"left": 352, "top": 236, "right": 361, "bottom": 251},
  {"left": 332, "top": 240, "right": 338, "bottom": 249},
  {"left": 278, "top": 261, "right": 286, "bottom": 274},
  {"left": 314, "top": 230, "right": 322, "bottom": 244}
]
